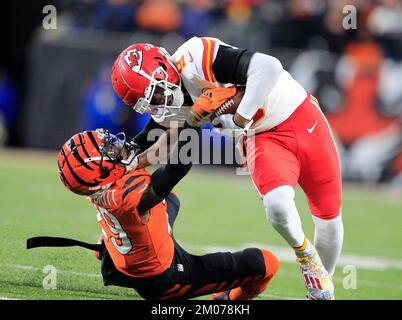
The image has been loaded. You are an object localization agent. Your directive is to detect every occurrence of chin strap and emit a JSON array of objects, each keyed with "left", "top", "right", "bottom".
[
  {"left": 123, "top": 156, "right": 139, "bottom": 172},
  {"left": 121, "top": 143, "right": 141, "bottom": 172},
  {"left": 27, "top": 236, "right": 102, "bottom": 252}
]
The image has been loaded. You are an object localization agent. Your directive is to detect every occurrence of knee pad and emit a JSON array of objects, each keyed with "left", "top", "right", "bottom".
[{"left": 263, "top": 185, "right": 296, "bottom": 224}]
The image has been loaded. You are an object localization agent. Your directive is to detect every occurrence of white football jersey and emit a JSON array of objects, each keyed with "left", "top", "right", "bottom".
[
  {"left": 251, "top": 69, "right": 307, "bottom": 133},
  {"left": 156, "top": 36, "right": 307, "bottom": 133}
]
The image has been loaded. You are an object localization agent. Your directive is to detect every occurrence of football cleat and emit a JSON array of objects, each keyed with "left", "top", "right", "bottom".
[
  {"left": 296, "top": 247, "right": 335, "bottom": 300},
  {"left": 211, "top": 291, "right": 230, "bottom": 300}
]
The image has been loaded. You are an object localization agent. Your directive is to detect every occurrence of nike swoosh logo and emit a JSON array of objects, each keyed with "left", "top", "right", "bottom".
[
  {"left": 307, "top": 121, "right": 318, "bottom": 133},
  {"left": 188, "top": 51, "right": 194, "bottom": 63}
]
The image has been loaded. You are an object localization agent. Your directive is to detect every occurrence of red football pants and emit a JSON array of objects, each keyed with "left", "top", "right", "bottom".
[{"left": 245, "top": 95, "right": 342, "bottom": 220}]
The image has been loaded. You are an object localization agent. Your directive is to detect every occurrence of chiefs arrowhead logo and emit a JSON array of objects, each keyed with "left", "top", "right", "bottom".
[{"left": 124, "top": 49, "right": 143, "bottom": 73}]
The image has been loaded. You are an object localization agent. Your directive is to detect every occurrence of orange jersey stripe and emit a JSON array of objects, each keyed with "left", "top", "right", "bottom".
[
  {"left": 214, "top": 281, "right": 228, "bottom": 293},
  {"left": 237, "top": 276, "right": 254, "bottom": 288},
  {"left": 162, "top": 283, "right": 181, "bottom": 295},
  {"left": 201, "top": 38, "right": 216, "bottom": 83},
  {"left": 186, "top": 282, "right": 217, "bottom": 298},
  {"left": 160, "top": 284, "right": 192, "bottom": 300}
]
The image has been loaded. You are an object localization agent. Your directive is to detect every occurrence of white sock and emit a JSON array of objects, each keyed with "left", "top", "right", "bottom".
[
  {"left": 312, "top": 214, "right": 344, "bottom": 275},
  {"left": 293, "top": 237, "right": 313, "bottom": 258},
  {"left": 263, "top": 186, "right": 306, "bottom": 248}
]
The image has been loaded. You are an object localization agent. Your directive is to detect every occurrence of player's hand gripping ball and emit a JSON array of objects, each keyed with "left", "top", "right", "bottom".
[
  {"left": 191, "top": 86, "right": 245, "bottom": 121},
  {"left": 209, "top": 86, "right": 245, "bottom": 122}
]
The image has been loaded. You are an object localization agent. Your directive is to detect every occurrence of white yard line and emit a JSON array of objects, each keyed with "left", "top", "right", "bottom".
[
  {"left": 5, "top": 240, "right": 402, "bottom": 276},
  {"left": 1, "top": 242, "right": 401, "bottom": 301},
  {"left": 181, "top": 242, "right": 402, "bottom": 272},
  {"left": 4, "top": 241, "right": 402, "bottom": 279},
  {"left": 4, "top": 261, "right": 400, "bottom": 291},
  {"left": 1, "top": 264, "right": 101, "bottom": 278}
]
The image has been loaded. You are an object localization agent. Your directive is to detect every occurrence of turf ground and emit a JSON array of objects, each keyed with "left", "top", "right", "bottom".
[{"left": 0, "top": 149, "right": 401, "bottom": 300}]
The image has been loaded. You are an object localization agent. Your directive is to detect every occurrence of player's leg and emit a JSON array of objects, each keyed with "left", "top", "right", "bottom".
[
  {"left": 183, "top": 248, "right": 279, "bottom": 300},
  {"left": 107, "top": 241, "right": 278, "bottom": 300},
  {"left": 273, "top": 95, "right": 341, "bottom": 299},
  {"left": 262, "top": 186, "right": 336, "bottom": 300},
  {"left": 246, "top": 112, "right": 336, "bottom": 300},
  {"left": 295, "top": 96, "right": 343, "bottom": 276},
  {"left": 312, "top": 214, "right": 344, "bottom": 275},
  {"left": 226, "top": 249, "right": 279, "bottom": 300},
  {"left": 299, "top": 170, "right": 343, "bottom": 276},
  {"left": 263, "top": 185, "right": 307, "bottom": 248},
  {"left": 246, "top": 131, "right": 312, "bottom": 255}
]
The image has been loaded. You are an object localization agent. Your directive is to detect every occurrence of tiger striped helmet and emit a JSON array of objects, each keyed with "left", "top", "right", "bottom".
[{"left": 57, "top": 129, "right": 127, "bottom": 195}]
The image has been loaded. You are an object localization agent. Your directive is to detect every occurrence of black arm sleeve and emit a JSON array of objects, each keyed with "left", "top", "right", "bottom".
[
  {"left": 132, "top": 117, "right": 168, "bottom": 151},
  {"left": 137, "top": 121, "right": 199, "bottom": 213},
  {"left": 212, "top": 45, "right": 255, "bottom": 85},
  {"left": 150, "top": 121, "right": 198, "bottom": 198}
]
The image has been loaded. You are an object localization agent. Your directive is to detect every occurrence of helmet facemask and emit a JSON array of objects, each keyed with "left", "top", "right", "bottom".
[
  {"left": 133, "top": 66, "right": 184, "bottom": 121},
  {"left": 98, "top": 129, "right": 140, "bottom": 171}
]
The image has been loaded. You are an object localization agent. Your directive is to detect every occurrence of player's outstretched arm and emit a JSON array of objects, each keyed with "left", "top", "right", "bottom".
[
  {"left": 133, "top": 117, "right": 168, "bottom": 150},
  {"left": 135, "top": 128, "right": 177, "bottom": 169},
  {"left": 132, "top": 117, "right": 180, "bottom": 170},
  {"left": 137, "top": 113, "right": 201, "bottom": 214}
]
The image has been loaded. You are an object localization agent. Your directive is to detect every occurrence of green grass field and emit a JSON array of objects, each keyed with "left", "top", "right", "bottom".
[{"left": 0, "top": 149, "right": 401, "bottom": 300}]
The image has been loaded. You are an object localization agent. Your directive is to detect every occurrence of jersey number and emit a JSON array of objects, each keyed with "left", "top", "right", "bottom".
[
  {"left": 97, "top": 207, "right": 132, "bottom": 255},
  {"left": 176, "top": 55, "right": 186, "bottom": 73}
]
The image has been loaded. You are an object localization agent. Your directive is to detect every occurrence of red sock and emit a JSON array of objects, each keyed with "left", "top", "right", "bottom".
[{"left": 229, "top": 249, "right": 279, "bottom": 300}]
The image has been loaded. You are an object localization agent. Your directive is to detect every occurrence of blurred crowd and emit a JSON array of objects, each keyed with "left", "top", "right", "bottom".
[
  {"left": 1, "top": 0, "right": 402, "bottom": 185},
  {"left": 53, "top": 0, "right": 402, "bottom": 56}
]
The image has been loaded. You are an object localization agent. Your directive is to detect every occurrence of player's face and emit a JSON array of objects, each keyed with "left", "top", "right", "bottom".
[
  {"left": 100, "top": 132, "right": 129, "bottom": 163},
  {"left": 109, "top": 139, "right": 129, "bottom": 161},
  {"left": 150, "top": 86, "right": 174, "bottom": 107}
]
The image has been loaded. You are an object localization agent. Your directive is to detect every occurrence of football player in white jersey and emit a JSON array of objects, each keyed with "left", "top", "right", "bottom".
[{"left": 111, "top": 37, "right": 343, "bottom": 300}]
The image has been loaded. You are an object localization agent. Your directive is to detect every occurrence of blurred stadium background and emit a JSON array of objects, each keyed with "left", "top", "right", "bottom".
[{"left": 0, "top": 0, "right": 401, "bottom": 300}]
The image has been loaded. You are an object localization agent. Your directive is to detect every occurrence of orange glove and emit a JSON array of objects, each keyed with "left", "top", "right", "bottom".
[{"left": 191, "top": 86, "right": 237, "bottom": 120}]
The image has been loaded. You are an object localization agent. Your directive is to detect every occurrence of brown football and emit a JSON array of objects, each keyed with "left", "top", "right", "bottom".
[{"left": 210, "top": 86, "right": 245, "bottom": 121}]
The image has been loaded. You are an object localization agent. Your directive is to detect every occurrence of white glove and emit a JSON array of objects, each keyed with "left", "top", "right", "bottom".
[
  {"left": 211, "top": 114, "right": 245, "bottom": 137},
  {"left": 212, "top": 114, "right": 242, "bottom": 130}
]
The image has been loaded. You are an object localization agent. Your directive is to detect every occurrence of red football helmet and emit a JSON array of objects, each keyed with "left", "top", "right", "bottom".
[
  {"left": 57, "top": 129, "right": 139, "bottom": 196},
  {"left": 111, "top": 43, "right": 184, "bottom": 121}
]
